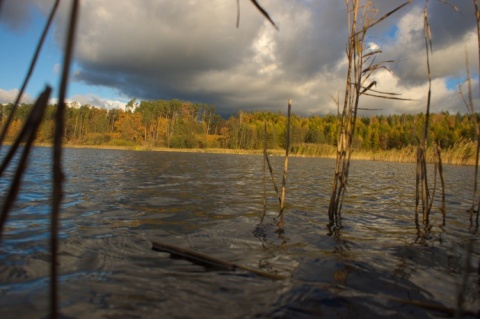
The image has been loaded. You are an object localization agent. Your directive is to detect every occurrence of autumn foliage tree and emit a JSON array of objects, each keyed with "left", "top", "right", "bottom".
[{"left": 1, "top": 101, "right": 478, "bottom": 160}]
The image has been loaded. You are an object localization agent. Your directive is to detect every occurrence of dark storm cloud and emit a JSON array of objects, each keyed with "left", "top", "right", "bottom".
[
  {"left": 2, "top": 0, "right": 478, "bottom": 116},
  {"left": 427, "top": 0, "right": 476, "bottom": 48},
  {"left": 68, "top": 1, "right": 265, "bottom": 104},
  {"left": 65, "top": 0, "right": 288, "bottom": 113},
  {"left": 65, "top": 0, "right": 357, "bottom": 114},
  {"left": 271, "top": 1, "right": 347, "bottom": 79},
  {"left": 0, "top": 0, "right": 34, "bottom": 30}
]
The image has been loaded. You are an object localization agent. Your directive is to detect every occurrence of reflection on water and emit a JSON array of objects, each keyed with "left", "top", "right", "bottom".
[{"left": 0, "top": 146, "right": 479, "bottom": 318}]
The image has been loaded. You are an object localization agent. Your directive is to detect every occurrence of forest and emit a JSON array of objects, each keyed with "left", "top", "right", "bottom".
[{"left": 0, "top": 98, "right": 478, "bottom": 157}]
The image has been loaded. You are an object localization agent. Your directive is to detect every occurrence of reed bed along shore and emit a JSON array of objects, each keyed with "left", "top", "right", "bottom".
[
  {"left": 281, "top": 141, "right": 478, "bottom": 166},
  {"left": 34, "top": 139, "right": 477, "bottom": 166}
]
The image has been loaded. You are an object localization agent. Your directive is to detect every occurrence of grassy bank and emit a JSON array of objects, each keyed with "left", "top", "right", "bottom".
[
  {"left": 33, "top": 140, "right": 478, "bottom": 166},
  {"left": 291, "top": 141, "right": 478, "bottom": 165},
  {"left": 60, "top": 144, "right": 286, "bottom": 156}
]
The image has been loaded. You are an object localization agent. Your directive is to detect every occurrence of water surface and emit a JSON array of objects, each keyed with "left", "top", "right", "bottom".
[{"left": 0, "top": 147, "right": 478, "bottom": 318}]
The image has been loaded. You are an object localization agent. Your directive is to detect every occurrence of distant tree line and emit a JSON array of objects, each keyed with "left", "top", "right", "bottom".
[{"left": 0, "top": 99, "right": 477, "bottom": 151}]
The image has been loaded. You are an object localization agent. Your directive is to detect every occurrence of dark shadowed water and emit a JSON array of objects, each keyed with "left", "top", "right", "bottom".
[{"left": 0, "top": 146, "right": 479, "bottom": 318}]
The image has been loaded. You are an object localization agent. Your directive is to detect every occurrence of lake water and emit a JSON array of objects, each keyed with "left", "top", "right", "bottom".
[{"left": 0, "top": 146, "right": 479, "bottom": 318}]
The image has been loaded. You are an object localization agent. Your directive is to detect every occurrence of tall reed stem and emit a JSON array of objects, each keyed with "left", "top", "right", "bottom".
[
  {"left": 415, "top": 0, "right": 433, "bottom": 222},
  {"left": 51, "top": 1, "right": 79, "bottom": 317},
  {"left": 278, "top": 99, "right": 291, "bottom": 228},
  {"left": 328, "top": 0, "right": 358, "bottom": 216},
  {"left": 435, "top": 143, "right": 446, "bottom": 222},
  {"left": 473, "top": 0, "right": 480, "bottom": 225},
  {"left": 328, "top": 1, "right": 410, "bottom": 216},
  {"left": 262, "top": 120, "right": 267, "bottom": 222},
  {"left": 462, "top": 46, "right": 480, "bottom": 223},
  {"left": 0, "top": 87, "right": 51, "bottom": 239}
]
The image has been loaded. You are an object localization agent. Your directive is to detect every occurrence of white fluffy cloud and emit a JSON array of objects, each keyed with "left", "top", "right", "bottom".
[
  {"left": 68, "top": 94, "right": 126, "bottom": 110},
  {"left": 0, "top": 88, "right": 33, "bottom": 104},
  {"left": 1, "top": 0, "right": 478, "bottom": 116}
]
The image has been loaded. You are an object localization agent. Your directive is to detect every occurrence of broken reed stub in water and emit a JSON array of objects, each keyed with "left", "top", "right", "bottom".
[{"left": 151, "top": 240, "right": 290, "bottom": 280}]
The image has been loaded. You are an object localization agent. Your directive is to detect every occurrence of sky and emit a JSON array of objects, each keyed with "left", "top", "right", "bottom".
[{"left": 0, "top": 0, "right": 478, "bottom": 118}]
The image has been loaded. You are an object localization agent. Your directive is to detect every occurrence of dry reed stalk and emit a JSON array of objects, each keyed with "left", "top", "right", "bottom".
[
  {"left": 261, "top": 119, "right": 282, "bottom": 224},
  {"left": 262, "top": 121, "right": 281, "bottom": 205},
  {"left": 475, "top": 0, "right": 480, "bottom": 101},
  {"left": 475, "top": 0, "right": 480, "bottom": 225},
  {"left": 236, "top": 0, "right": 277, "bottom": 30},
  {"left": 0, "top": 0, "right": 59, "bottom": 148},
  {"left": 0, "top": 89, "right": 50, "bottom": 178},
  {"left": 265, "top": 147, "right": 280, "bottom": 202},
  {"left": 459, "top": 44, "right": 479, "bottom": 223},
  {"left": 421, "top": 149, "right": 430, "bottom": 222},
  {"left": 416, "top": 0, "right": 436, "bottom": 223},
  {"left": 0, "top": 87, "right": 51, "bottom": 239},
  {"left": 415, "top": 143, "right": 432, "bottom": 223},
  {"left": 416, "top": 0, "right": 465, "bottom": 224},
  {"left": 328, "top": 0, "right": 410, "bottom": 216},
  {"left": 465, "top": 46, "right": 477, "bottom": 220},
  {"left": 429, "top": 147, "right": 438, "bottom": 214},
  {"left": 249, "top": 0, "right": 277, "bottom": 29},
  {"left": 50, "top": 1, "right": 79, "bottom": 318},
  {"left": 467, "top": 1, "right": 480, "bottom": 224},
  {"left": 426, "top": 141, "right": 446, "bottom": 222},
  {"left": 435, "top": 143, "right": 446, "bottom": 220},
  {"left": 262, "top": 120, "right": 267, "bottom": 222},
  {"left": 417, "top": 1, "right": 473, "bottom": 223},
  {"left": 415, "top": 145, "right": 421, "bottom": 223},
  {"left": 278, "top": 99, "right": 292, "bottom": 228},
  {"left": 328, "top": 0, "right": 359, "bottom": 217}
]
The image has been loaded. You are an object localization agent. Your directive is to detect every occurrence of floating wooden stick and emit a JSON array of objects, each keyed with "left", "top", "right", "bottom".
[{"left": 151, "top": 240, "right": 289, "bottom": 280}]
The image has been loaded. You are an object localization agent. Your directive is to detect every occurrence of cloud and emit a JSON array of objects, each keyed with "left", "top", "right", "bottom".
[
  {"left": 0, "top": 0, "right": 35, "bottom": 30},
  {"left": 356, "top": 69, "right": 477, "bottom": 116},
  {"left": 68, "top": 94, "right": 126, "bottom": 110},
  {"left": 64, "top": 0, "right": 356, "bottom": 116},
  {"left": 0, "top": 88, "right": 33, "bottom": 104},
  {"left": 53, "top": 63, "right": 61, "bottom": 75},
  {"left": 382, "top": 4, "right": 478, "bottom": 87},
  {"left": 2, "top": 0, "right": 478, "bottom": 117}
]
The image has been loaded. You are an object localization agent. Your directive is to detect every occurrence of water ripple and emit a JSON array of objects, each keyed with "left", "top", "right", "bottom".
[{"left": 0, "top": 148, "right": 478, "bottom": 318}]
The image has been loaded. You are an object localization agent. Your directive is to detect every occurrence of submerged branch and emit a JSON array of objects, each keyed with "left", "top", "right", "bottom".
[{"left": 151, "top": 240, "right": 290, "bottom": 280}]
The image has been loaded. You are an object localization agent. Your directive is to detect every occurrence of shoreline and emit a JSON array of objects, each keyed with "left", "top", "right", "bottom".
[{"left": 31, "top": 143, "right": 476, "bottom": 166}]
